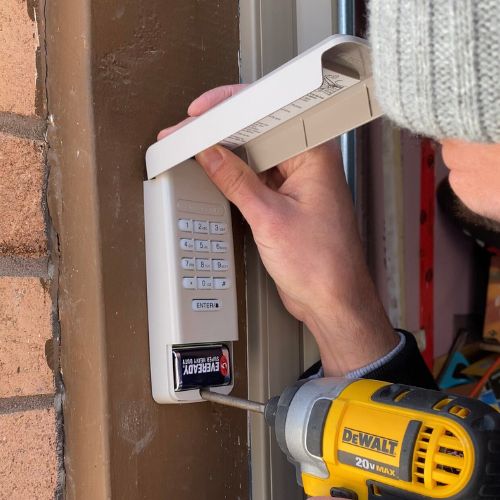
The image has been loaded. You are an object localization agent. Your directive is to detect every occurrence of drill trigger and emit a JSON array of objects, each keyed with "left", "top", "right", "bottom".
[{"left": 329, "top": 487, "right": 358, "bottom": 499}]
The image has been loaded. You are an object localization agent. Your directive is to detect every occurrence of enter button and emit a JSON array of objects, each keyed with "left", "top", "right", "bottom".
[{"left": 191, "top": 299, "right": 221, "bottom": 311}]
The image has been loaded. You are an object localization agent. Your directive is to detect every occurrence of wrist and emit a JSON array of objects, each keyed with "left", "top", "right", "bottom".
[{"left": 304, "top": 298, "right": 399, "bottom": 377}]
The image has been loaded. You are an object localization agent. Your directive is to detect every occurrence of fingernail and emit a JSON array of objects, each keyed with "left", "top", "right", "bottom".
[
  {"left": 197, "top": 147, "right": 223, "bottom": 174},
  {"left": 187, "top": 101, "right": 197, "bottom": 115}
]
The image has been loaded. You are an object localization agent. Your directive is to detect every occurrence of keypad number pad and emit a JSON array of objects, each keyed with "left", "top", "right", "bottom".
[{"left": 178, "top": 218, "right": 231, "bottom": 295}]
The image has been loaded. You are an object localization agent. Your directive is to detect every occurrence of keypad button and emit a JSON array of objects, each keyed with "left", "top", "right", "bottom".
[
  {"left": 212, "top": 259, "right": 229, "bottom": 272},
  {"left": 214, "top": 278, "right": 231, "bottom": 290},
  {"left": 178, "top": 219, "right": 193, "bottom": 232},
  {"left": 196, "top": 258, "right": 211, "bottom": 271},
  {"left": 195, "top": 239, "right": 210, "bottom": 252},
  {"left": 180, "top": 238, "right": 194, "bottom": 251},
  {"left": 211, "top": 240, "right": 228, "bottom": 253},
  {"left": 182, "top": 277, "right": 196, "bottom": 289},
  {"left": 193, "top": 220, "right": 209, "bottom": 233},
  {"left": 197, "top": 277, "right": 213, "bottom": 290},
  {"left": 192, "top": 299, "right": 221, "bottom": 311},
  {"left": 181, "top": 258, "right": 195, "bottom": 270},
  {"left": 210, "top": 222, "right": 227, "bottom": 235}
]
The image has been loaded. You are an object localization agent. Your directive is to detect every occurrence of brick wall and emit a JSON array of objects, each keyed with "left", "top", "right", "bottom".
[{"left": 0, "top": 1, "right": 62, "bottom": 498}]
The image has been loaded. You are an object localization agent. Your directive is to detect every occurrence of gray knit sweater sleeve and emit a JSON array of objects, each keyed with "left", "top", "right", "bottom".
[{"left": 369, "top": 0, "right": 500, "bottom": 143}]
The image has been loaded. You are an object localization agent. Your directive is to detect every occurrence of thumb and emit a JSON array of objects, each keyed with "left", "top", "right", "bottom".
[{"left": 196, "top": 146, "right": 275, "bottom": 224}]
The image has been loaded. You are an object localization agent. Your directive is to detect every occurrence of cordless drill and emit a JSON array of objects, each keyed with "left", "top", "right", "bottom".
[{"left": 201, "top": 378, "right": 500, "bottom": 499}]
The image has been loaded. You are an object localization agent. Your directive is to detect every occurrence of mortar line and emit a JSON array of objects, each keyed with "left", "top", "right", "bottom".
[
  {"left": 0, "top": 112, "right": 46, "bottom": 141},
  {"left": 0, "top": 394, "right": 54, "bottom": 415},
  {"left": 0, "top": 256, "right": 49, "bottom": 278},
  {"left": 40, "top": 0, "right": 67, "bottom": 497}
]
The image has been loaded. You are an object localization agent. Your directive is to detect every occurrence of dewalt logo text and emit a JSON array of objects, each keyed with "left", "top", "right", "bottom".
[{"left": 342, "top": 428, "right": 399, "bottom": 457}]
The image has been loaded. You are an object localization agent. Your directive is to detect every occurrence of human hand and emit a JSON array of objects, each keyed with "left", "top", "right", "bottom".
[{"left": 158, "top": 86, "right": 398, "bottom": 376}]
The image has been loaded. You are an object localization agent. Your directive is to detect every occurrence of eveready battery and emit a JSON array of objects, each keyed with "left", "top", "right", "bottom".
[{"left": 172, "top": 344, "right": 231, "bottom": 392}]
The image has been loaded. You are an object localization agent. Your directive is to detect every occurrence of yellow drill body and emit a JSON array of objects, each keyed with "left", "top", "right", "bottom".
[
  {"left": 264, "top": 378, "right": 500, "bottom": 500},
  {"left": 303, "top": 380, "right": 475, "bottom": 499}
]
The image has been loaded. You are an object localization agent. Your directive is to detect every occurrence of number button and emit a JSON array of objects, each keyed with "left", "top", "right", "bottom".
[
  {"left": 195, "top": 239, "right": 210, "bottom": 252},
  {"left": 197, "top": 277, "right": 213, "bottom": 290},
  {"left": 182, "top": 277, "right": 196, "bottom": 289},
  {"left": 196, "top": 258, "right": 211, "bottom": 271},
  {"left": 214, "top": 278, "right": 230, "bottom": 290},
  {"left": 211, "top": 241, "right": 228, "bottom": 253},
  {"left": 180, "top": 238, "right": 194, "bottom": 251},
  {"left": 194, "top": 220, "right": 209, "bottom": 233},
  {"left": 178, "top": 219, "right": 193, "bottom": 232},
  {"left": 210, "top": 222, "right": 227, "bottom": 235},
  {"left": 181, "top": 258, "right": 195, "bottom": 270},
  {"left": 212, "top": 259, "right": 229, "bottom": 272}
]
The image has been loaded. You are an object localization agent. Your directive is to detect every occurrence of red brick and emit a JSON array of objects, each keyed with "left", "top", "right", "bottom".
[
  {"left": 0, "top": 277, "right": 53, "bottom": 397},
  {"left": 0, "top": 0, "right": 39, "bottom": 116},
  {"left": 0, "top": 409, "right": 56, "bottom": 499},
  {"left": 0, "top": 133, "right": 46, "bottom": 257}
]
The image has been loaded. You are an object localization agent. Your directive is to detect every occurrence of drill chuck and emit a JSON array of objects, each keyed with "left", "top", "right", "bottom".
[{"left": 263, "top": 396, "right": 279, "bottom": 427}]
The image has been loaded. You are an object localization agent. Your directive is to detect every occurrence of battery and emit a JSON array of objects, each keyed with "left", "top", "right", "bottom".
[{"left": 172, "top": 344, "right": 231, "bottom": 392}]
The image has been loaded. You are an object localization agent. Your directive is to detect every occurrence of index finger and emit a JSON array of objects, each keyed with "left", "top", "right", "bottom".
[
  {"left": 157, "top": 84, "right": 247, "bottom": 141},
  {"left": 187, "top": 84, "right": 247, "bottom": 116},
  {"left": 157, "top": 116, "right": 196, "bottom": 140}
]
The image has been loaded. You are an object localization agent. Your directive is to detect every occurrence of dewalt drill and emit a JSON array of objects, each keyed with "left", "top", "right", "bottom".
[{"left": 201, "top": 378, "right": 500, "bottom": 499}]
